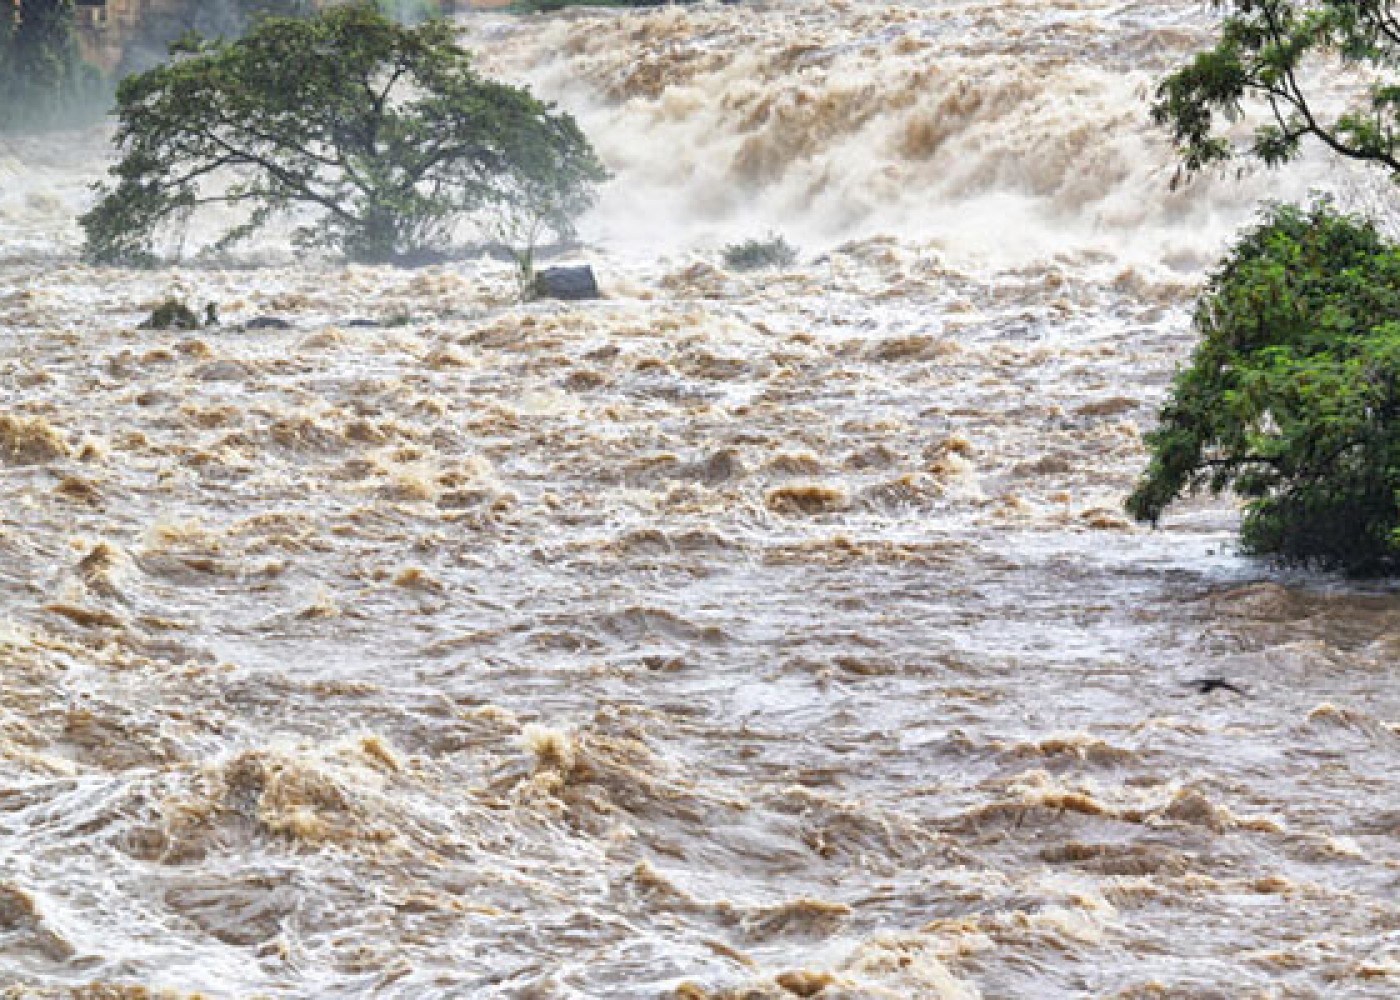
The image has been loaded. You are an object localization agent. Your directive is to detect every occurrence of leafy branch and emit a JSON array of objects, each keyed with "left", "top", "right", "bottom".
[{"left": 81, "top": 4, "right": 609, "bottom": 267}]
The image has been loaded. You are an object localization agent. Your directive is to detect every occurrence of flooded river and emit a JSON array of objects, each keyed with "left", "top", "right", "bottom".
[{"left": 1, "top": 1, "right": 1397, "bottom": 997}]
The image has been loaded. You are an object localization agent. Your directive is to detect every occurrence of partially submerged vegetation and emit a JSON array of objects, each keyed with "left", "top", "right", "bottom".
[
  {"left": 1128, "top": 202, "right": 1400, "bottom": 574},
  {"left": 722, "top": 233, "right": 799, "bottom": 271},
  {"left": 138, "top": 298, "right": 208, "bottom": 331},
  {"left": 1135, "top": 0, "right": 1400, "bottom": 573},
  {"left": 8, "top": 0, "right": 1398, "bottom": 574},
  {"left": 81, "top": 4, "right": 608, "bottom": 269}
]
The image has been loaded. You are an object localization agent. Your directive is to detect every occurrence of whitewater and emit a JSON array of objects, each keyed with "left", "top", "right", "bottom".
[{"left": 0, "top": 2, "right": 1397, "bottom": 997}]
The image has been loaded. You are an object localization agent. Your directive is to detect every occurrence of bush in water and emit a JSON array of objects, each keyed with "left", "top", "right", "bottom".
[
  {"left": 1127, "top": 201, "right": 1400, "bottom": 574},
  {"left": 722, "top": 233, "right": 798, "bottom": 271},
  {"left": 81, "top": 4, "right": 608, "bottom": 269},
  {"left": 138, "top": 298, "right": 204, "bottom": 331}
]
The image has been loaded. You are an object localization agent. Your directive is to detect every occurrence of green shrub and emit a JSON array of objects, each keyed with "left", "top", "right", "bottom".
[
  {"left": 722, "top": 233, "right": 798, "bottom": 271},
  {"left": 1127, "top": 200, "right": 1400, "bottom": 574},
  {"left": 139, "top": 298, "right": 204, "bottom": 330}
]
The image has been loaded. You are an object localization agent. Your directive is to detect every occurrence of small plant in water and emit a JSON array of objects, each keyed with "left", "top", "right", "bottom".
[
  {"left": 722, "top": 233, "right": 799, "bottom": 271},
  {"left": 139, "top": 298, "right": 204, "bottom": 331}
]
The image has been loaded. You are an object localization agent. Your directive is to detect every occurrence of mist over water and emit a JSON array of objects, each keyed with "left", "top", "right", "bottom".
[
  {"left": 1, "top": 2, "right": 1398, "bottom": 998},
  {"left": 469, "top": 0, "right": 1359, "bottom": 267}
]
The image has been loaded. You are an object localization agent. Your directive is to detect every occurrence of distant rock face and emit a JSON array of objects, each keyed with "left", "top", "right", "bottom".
[
  {"left": 533, "top": 265, "right": 600, "bottom": 301},
  {"left": 70, "top": 1, "right": 481, "bottom": 74}
]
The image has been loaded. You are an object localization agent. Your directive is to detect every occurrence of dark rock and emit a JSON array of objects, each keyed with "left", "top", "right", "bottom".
[
  {"left": 194, "top": 360, "right": 251, "bottom": 382},
  {"left": 678, "top": 448, "right": 746, "bottom": 485},
  {"left": 1182, "top": 678, "right": 1248, "bottom": 696},
  {"left": 244, "top": 316, "right": 293, "bottom": 330},
  {"left": 533, "top": 265, "right": 600, "bottom": 301}
]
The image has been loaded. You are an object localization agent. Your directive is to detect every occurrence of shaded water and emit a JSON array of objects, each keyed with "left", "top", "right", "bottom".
[{"left": 1, "top": 2, "right": 1398, "bottom": 997}]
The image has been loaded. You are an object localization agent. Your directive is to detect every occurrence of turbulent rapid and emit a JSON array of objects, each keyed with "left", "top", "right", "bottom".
[{"left": 1, "top": 2, "right": 1398, "bottom": 998}]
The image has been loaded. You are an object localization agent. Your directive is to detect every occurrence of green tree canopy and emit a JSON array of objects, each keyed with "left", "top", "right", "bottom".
[
  {"left": 81, "top": 3, "right": 608, "bottom": 266},
  {"left": 1153, "top": 0, "right": 1400, "bottom": 175},
  {"left": 1139, "top": 1, "right": 1400, "bottom": 572},
  {"left": 1127, "top": 201, "right": 1400, "bottom": 573}
]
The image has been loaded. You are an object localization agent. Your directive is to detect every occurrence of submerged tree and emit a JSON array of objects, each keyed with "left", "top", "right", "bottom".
[
  {"left": 81, "top": 3, "right": 608, "bottom": 267},
  {"left": 1127, "top": 201, "right": 1400, "bottom": 573},
  {"left": 1134, "top": 1, "right": 1400, "bottom": 572},
  {"left": 1153, "top": 0, "right": 1400, "bottom": 175}
]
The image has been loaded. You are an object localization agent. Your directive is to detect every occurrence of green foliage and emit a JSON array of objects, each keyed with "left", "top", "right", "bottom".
[
  {"left": 81, "top": 3, "right": 608, "bottom": 266},
  {"left": 1153, "top": 0, "right": 1400, "bottom": 176},
  {"left": 1149, "top": 5, "right": 1400, "bottom": 571},
  {"left": 722, "top": 233, "right": 799, "bottom": 271},
  {"left": 0, "top": 0, "right": 107, "bottom": 132},
  {"left": 1127, "top": 201, "right": 1400, "bottom": 573},
  {"left": 138, "top": 298, "right": 204, "bottom": 331}
]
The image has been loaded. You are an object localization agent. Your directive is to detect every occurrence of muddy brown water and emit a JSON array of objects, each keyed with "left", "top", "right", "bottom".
[{"left": 0, "top": 2, "right": 1397, "bottom": 997}]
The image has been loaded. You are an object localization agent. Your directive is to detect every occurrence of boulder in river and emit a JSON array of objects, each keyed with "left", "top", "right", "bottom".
[
  {"left": 533, "top": 265, "right": 600, "bottom": 301},
  {"left": 244, "top": 316, "right": 294, "bottom": 330}
]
